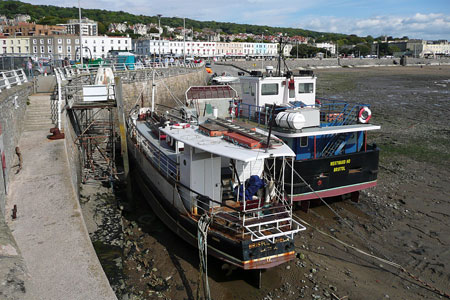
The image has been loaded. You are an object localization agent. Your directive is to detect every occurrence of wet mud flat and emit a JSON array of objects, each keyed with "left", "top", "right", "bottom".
[{"left": 84, "top": 65, "right": 450, "bottom": 300}]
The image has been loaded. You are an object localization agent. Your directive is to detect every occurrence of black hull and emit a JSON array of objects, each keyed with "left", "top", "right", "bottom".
[
  {"left": 281, "top": 146, "right": 379, "bottom": 201},
  {"left": 128, "top": 142, "right": 296, "bottom": 270}
]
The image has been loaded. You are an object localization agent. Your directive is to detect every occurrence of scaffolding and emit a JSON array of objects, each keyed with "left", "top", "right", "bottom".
[
  {"left": 61, "top": 71, "right": 118, "bottom": 182},
  {"left": 70, "top": 101, "right": 117, "bottom": 182}
]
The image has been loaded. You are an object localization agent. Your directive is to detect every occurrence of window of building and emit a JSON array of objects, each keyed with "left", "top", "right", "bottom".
[
  {"left": 33, "top": 39, "right": 37, "bottom": 44},
  {"left": 10, "top": 47, "right": 14, "bottom": 53},
  {"left": 66, "top": 39, "right": 71, "bottom": 44},
  {"left": 261, "top": 83, "right": 278, "bottom": 95},
  {"left": 58, "top": 39, "right": 62, "bottom": 44},
  {"left": 93, "top": 46, "right": 96, "bottom": 52},
  {"left": 75, "top": 39, "right": 79, "bottom": 44},
  {"left": 40, "top": 39, "right": 44, "bottom": 44},
  {"left": 33, "top": 46, "right": 37, "bottom": 53},
  {"left": 58, "top": 45, "right": 62, "bottom": 53},
  {"left": 40, "top": 46, "right": 44, "bottom": 53},
  {"left": 48, "top": 39, "right": 52, "bottom": 44},
  {"left": 48, "top": 46, "right": 52, "bottom": 53},
  {"left": 298, "top": 83, "right": 314, "bottom": 93},
  {"left": 67, "top": 46, "right": 71, "bottom": 52},
  {"left": 101, "top": 46, "right": 104, "bottom": 52}
]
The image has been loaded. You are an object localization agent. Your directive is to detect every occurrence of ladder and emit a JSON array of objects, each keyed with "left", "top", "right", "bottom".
[
  {"left": 210, "top": 118, "right": 283, "bottom": 148},
  {"left": 321, "top": 133, "right": 352, "bottom": 157}
]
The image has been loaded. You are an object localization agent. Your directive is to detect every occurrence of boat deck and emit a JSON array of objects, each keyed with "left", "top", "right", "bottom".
[{"left": 135, "top": 121, "right": 178, "bottom": 161}]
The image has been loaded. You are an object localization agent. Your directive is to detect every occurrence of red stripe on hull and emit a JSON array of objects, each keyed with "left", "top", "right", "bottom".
[{"left": 293, "top": 181, "right": 377, "bottom": 201}]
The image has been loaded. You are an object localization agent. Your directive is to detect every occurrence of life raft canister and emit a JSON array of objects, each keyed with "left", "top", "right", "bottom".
[{"left": 358, "top": 106, "right": 372, "bottom": 123}]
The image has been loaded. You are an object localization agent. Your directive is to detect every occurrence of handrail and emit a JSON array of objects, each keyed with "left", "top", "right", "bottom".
[{"left": 0, "top": 69, "right": 28, "bottom": 93}]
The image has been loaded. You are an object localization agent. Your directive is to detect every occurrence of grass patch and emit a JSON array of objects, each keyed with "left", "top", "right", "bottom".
[
  {"left": 380, "top": 138, "right": 450, "bottom": 165},
  {"left": 316, "top": 72, "right": 358, "bottom": 94}
]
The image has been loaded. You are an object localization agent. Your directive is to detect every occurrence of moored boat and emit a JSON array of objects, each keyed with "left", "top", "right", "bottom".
[
  {"left": 127, "top": 106, "right": 306, "bottom": 270},
  {"left": 231, "top": 66, "right": 380, "bottom": 208}
]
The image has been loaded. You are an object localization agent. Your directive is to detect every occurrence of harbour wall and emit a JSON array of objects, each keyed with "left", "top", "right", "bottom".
[
  {"left": 217, "top": 57, "right": 450, "bottom": 71},
  {"left": 121, "top": 68, "right": 208, "bottom": 112},
  {"left": 0, "top": 82, "right": 33, "bottom": 300},
  {"left": 63, "top": 110, "right": 82, "bottom": 197},
  {"left": 0, "top": 82, "right": 33, "bottom": 216}
]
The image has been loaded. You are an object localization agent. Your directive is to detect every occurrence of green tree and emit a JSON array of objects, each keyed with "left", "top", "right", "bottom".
[
  {"left": 388, "top": 45, "right": 401, "bottom": 55},
  {"left": 98, "top": 22, "right": 106, "bottom": 35},
  {"left": 353, "top": 44, "right": 371, "bottom": 56}
]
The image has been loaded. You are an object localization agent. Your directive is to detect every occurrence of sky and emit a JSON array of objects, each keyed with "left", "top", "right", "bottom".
[{"left": 25, "top": 0, "right": 450, "bottom": 40}]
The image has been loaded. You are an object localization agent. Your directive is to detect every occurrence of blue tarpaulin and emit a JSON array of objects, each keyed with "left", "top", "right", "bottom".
[{"left": 234, "top": 175, "right": 265, "bottom": 201}]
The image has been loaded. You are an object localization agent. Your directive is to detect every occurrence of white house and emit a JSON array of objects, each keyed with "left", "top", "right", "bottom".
[
  {"left": 315, "top": 42, "right": 336, "bottom": 55},
  {"left": 82, "top": 36, "right": 132, "bottom": 59}
]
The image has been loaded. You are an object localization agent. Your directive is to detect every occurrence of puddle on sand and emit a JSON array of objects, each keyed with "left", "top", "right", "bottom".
[{"left": 92, "top": 241, "right": 123, "bottom": 287}]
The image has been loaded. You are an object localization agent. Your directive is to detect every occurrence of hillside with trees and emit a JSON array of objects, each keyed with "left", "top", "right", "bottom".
[{"left": 1, "top": 0, "right": 371, "bottom": 42}]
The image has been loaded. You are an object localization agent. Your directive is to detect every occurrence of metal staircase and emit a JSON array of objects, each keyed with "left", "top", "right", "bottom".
[{"left": 321, "top": 133, "right": 352, "bottom": 157}]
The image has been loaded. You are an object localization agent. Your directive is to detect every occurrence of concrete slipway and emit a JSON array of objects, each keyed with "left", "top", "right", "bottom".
[{"left": 5, "top": 94, "right": 117, "bottom": 300}]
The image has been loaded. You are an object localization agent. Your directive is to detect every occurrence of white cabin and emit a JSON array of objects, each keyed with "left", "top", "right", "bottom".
[{"left": 240, "top": 71, "right": 317, "bottom": 108}]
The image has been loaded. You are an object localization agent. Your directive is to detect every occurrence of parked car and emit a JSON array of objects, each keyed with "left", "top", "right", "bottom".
[{"left": 33, "top": 61, "right": 53, "bottom": 76}]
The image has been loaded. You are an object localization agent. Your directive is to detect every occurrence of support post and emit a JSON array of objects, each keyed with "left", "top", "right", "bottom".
[
  {"left": 57, "top": 74, "right": 62, "bottom": 130},
  {"left": 114, "top": 76, "right": 130, "bottom": 184},
  {"left": 151, "top": 68, "right": 155, "bottom": 113}
]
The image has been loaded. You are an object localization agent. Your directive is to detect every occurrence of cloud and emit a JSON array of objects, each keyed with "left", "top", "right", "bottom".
[
  {"left": 297, "top": 13, "right": 450, "bottom": 40},
  {"left": 22, "top": 0, "right": 450, "bottom": 40}
]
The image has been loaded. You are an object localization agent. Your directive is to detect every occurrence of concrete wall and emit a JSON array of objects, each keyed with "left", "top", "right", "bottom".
[
  {"left": 63, "top": 110, "right": 82, "bottom": 197},
  {"left": 121, "top": 68, "right": 208, "bottom": 112},
  {"left": 217, "top": 57, "right": 450, "bottom": 71},
  {"left": 0, "top": 83, "right": 33, "bottom": 216}
]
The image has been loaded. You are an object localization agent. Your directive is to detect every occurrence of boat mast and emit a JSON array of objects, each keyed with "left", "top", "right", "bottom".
[
  {"left": 276, "top": 35, "right": 291, "bottom": 76},
  {"left": 151, "top": 68, "right": 155, "bottom": 114}
]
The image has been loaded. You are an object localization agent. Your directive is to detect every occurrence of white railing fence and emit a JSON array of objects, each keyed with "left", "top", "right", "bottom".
[{"left": 0, "top": 69, "right": 28, "bottom": 93}]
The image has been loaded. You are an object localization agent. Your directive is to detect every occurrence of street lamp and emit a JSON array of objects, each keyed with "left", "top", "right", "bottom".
[
  {"left": 78, "top": 0, "right": 83, "bottom": 66},
  {"left": 157, "top": 14, "right": 162, "bottom": 63},
  {"left": 183, "top": 17, "right": 186, "bottom": 62},
  {"left": 261, "top": 29, "right": 268, "bottom": 71}
]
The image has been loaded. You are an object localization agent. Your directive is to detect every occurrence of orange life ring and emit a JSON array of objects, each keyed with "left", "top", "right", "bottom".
[{"left": 358, "top": 107, "right": 372, "bottom": 123}]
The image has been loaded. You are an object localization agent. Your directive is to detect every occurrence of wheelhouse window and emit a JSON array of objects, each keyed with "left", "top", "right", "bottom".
[
  {"left": 261, "top": 83, "right": 278, "bottom": 95},
  {"left": 289, "top": 88, "right": 295, "bottom": 98},
  {"left": 300, "top": 137, "right": 308, "bottom": 147},
  {"left": 298, "top": 83, "right": 314, "bottom": 93},
  {"left": 242, "top": 83, "right": 251, "bottom": 95}
]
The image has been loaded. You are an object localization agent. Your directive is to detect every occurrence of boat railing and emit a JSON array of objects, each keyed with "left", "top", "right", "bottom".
[
  {"left": 230, "top": 99, "right": 371, "bottom": 128},
  {"left": 0, "top": 68, "right": 28, "bottom": 93},
  {"left": 176, "top": 171, "right": 305, "bottom": 242},
  {"left": 317, "top": 98, "right": 370, "bottom": 127},
  {"left": 130, "top": 123, "right": 180, "bottom": 182}
]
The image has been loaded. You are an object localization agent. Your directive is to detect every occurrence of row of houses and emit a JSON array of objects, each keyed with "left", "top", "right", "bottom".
[
  {"left": 0, "top": 36, "right": 282, "bottom": 59},
  {"left": 373, "top": 39, "right": 450, "bottom": 57},
  {"left": 134, "top": 40, "right": 280, "bottom": 57},
  {"left": 0, "top": 35, "right": 132, "bottom": 59},
  {"left": 0, "top": 18, "right": 98, "bottom": 37}
]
